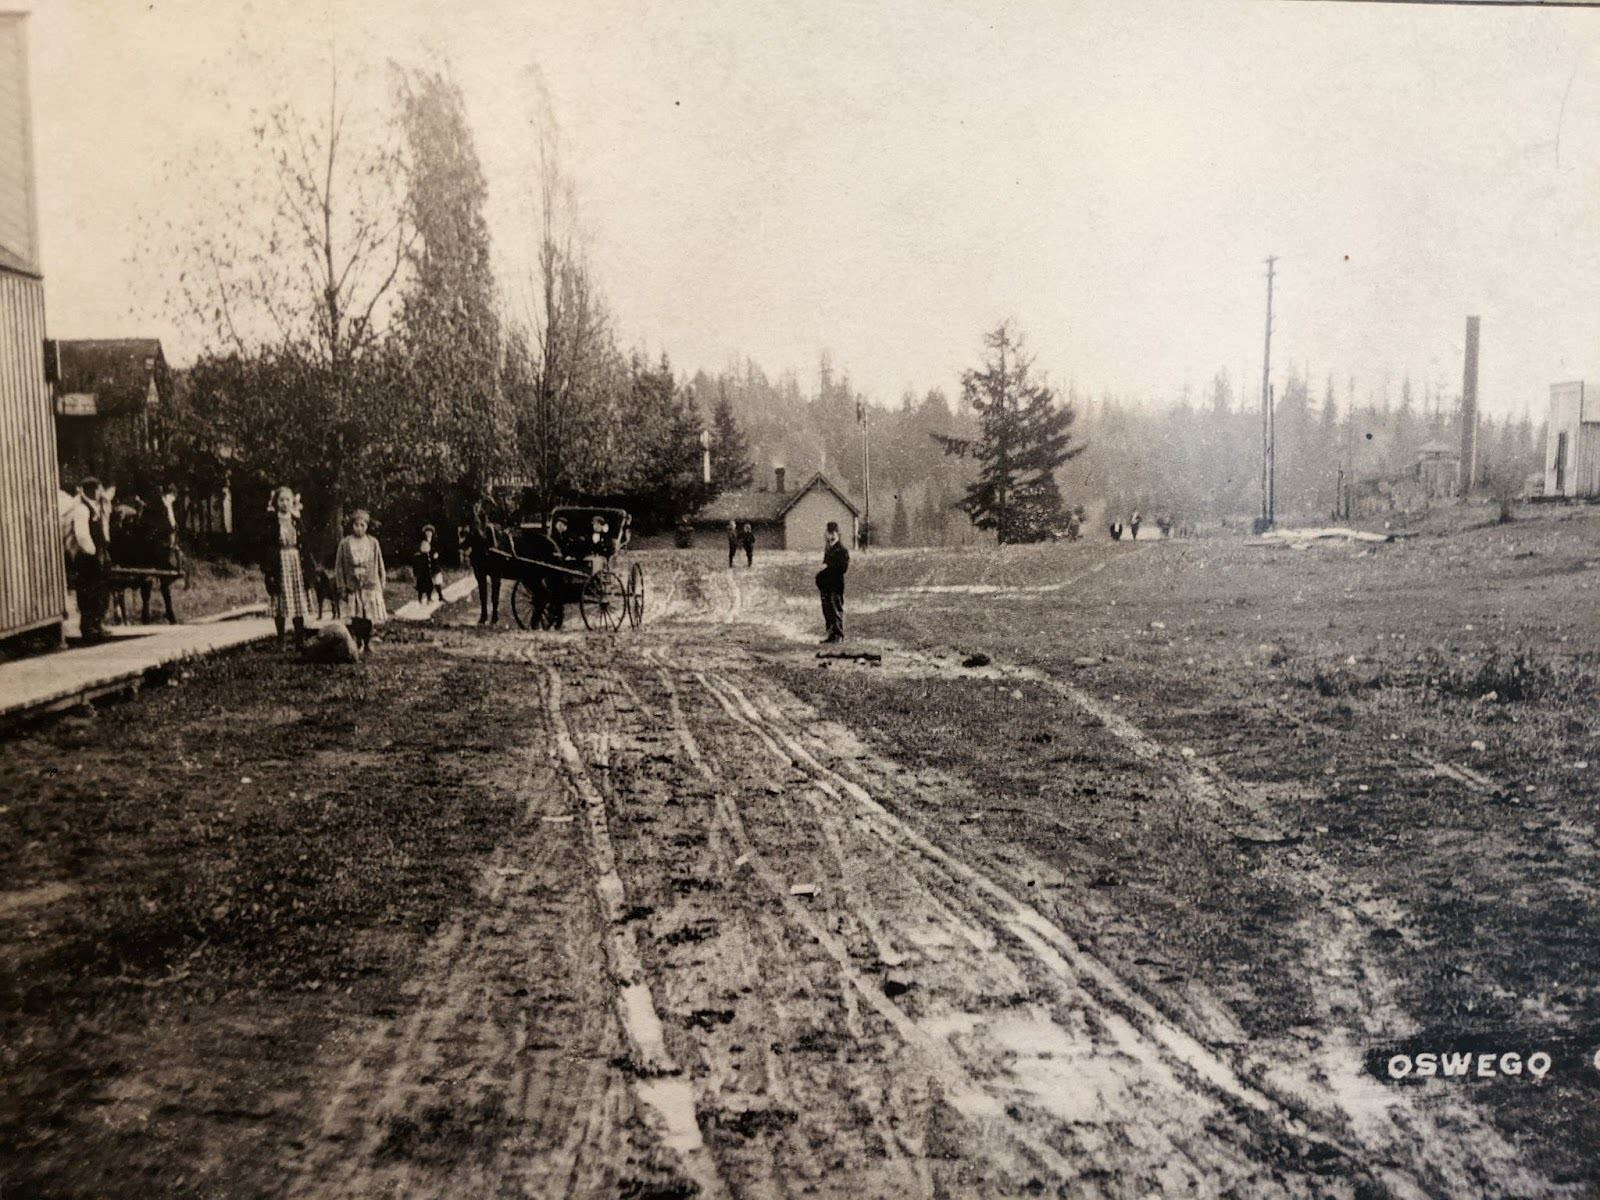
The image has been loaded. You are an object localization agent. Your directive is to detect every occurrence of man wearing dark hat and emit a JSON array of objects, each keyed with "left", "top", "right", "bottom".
[
  {"left": 67, "top": 477, "right": 110, "bottom": 640},
  {"left": 815, "top": 521, "right": 849, "bottom": 643}
]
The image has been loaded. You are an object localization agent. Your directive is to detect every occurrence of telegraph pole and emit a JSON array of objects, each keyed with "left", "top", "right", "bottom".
[
  {"left": 1260, "top": 255, "right": 1277, "bottom": 530},
  {"left": 857, "top": 398, "right": 871, "bottom": 549}
]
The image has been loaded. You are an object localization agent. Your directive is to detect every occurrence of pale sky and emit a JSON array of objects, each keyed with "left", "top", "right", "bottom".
[{"left": 18, "top": 0, "right": 1600, "bottom": 417}]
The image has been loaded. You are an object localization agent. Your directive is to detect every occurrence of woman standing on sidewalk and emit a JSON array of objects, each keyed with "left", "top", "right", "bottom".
[
  {"left": 261, "top": 486, "right": 313, "bottom": 645},
  {"left": 336, "top": 509, "right": 388, "bottom": 655}
]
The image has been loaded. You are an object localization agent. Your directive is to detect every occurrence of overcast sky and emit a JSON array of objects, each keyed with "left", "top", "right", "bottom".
[{"left": 20, "top": 0, "right": 1600, "bottom": 417}]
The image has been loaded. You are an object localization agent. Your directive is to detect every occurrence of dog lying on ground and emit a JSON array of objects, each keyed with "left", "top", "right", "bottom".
[{"left": 302, "top": 620, "right": 358, "bottom": 664}]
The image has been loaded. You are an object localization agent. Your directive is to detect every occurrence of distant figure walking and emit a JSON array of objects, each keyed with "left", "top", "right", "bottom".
[
  {"left": 262, "top": 485, "right": 313, "bottom": 646},
  {"left": 740, "top": 522, "right": 755, "bottom": 567},
  {"left": 815, "top": 521, "right": 850, "bottom": 643},
  {"left": 462, "top": 496, "right": 503, "bottom": 625},
  {"left": 336, "top": 508, "right": 387, "bottom": 656},
  {"left": 727, "top": 520, "right": 739, "bottom": 568},
  {"left": 414, "top": 524, "right": 443, "bottom": 603},
  {"left": 1130, "top": 511, "right": 1142, "bottom": 540},
  {"left": 1109, "top": 520, "right": 1124, "bottom": 542}
]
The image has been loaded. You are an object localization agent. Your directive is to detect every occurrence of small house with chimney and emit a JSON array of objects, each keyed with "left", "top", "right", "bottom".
[{"left": 688, "top": 466, "right": 860, "bottom": 550}]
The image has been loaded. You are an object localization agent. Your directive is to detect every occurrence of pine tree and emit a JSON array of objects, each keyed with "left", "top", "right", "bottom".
[
  {"left": 933, "top": 322, "right": 1083, "bottom": 543},
  {"left": 709, "top": 384, "right": 754, "bottom": 491},
  {"left": 890, "top": 493, "right": 910, "bottom": 546}
]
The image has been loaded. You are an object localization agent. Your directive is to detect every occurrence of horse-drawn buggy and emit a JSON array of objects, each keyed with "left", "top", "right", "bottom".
[{"left": 482, "top": 505, "right": 644, "bottom": 632}]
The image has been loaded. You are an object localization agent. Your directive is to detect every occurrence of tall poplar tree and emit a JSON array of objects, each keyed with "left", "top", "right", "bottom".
[{"left": 393, "top": 66, "right": 507, "bottom": 502}]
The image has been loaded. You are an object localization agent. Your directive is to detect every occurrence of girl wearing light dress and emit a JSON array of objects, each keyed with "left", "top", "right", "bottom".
[
  {"left": 262, "top": 486, "right": 313, "bottom": 645},
  {"left": 335, "top": 509, "right": 387, "bottom": 654}
]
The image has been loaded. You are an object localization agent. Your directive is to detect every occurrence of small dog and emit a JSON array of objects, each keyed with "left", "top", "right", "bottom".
[
  {"left": 311, "top": 565, "right": 341, "bottom": 620},
  {"left": 302, "top": 620, "right": 358, "bottom": 664}
]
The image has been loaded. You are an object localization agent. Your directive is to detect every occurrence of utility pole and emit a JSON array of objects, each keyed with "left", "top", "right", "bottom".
[
  {"left": 857, "top": 397, "right": 871, "bottom": 549},
  {"left": 1260, "top": 255, "right": 1277, "bottom": 531}
]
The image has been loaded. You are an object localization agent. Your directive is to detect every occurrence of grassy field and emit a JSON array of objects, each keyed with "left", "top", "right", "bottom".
[{"left": 755, "top": 504, "right": 1600, "bottom": 1186}]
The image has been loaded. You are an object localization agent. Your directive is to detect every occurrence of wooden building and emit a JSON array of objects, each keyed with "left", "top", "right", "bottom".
[
  {"left": 1414, "top": 441, "right": 1460, "bottom": 500},
  {"left": 52, "top": 338, "right": 171, "bottom": 488},
  {"left": 1544, "top": 381, "right": 1600, "bottom": 499},
  {"left": 0, "top": 13, "right": 66, "bottom": 646},
  {"left": 688, "top": 467, "right": 860, "bottom": 550}
]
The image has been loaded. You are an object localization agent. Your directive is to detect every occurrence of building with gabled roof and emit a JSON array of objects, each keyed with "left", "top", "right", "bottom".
[
  {"left": 51, "top": 337, "right": 172, "bottom": 487},
  {"left": 688, "top": 466, "right": 860, "bottom": 550}
]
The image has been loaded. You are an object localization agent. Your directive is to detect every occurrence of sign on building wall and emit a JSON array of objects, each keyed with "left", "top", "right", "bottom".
[{"left": 54, "top": 392, "right": 96, "bottom": 416}]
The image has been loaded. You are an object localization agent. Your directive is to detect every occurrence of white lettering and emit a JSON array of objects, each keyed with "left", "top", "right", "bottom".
[
  {"left": 1440, "top": 1053, "right": 1472, "bottom": 1077},
  {"left": 1529, "top": 1052, "right": 1552, "bottom": 1079},
  {"left": 1499, "top": 1053, "right": 1522, "bottom": 1075},
  {"left": 1387, "top": 1055, "right": 1413, "bottom": 1079},
  {"left": 1415, "top": 1053, "right": 1438, "bottom": 1076},
  {"left": 1478, "top": 1054, "right": 1496, "bottom": 1077}
]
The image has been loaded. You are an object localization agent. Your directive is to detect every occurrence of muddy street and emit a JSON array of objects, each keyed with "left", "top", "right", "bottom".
[{"left": 2, "top": 539, "right": 1593, "bottom": 1198}]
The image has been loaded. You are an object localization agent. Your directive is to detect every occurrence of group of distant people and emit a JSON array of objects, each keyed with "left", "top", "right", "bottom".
[
  {"left": 260, "top": 486, "right": 388, "bottom": 655},
  {"left": 1108, "top": 511, "right": 1176, "bottom": 541},
  {"left": 726, "top": 521, "right": 756, "bottom": 567},
  {"left": 61, "top": 476, "right": 183, "bottom": 641}
]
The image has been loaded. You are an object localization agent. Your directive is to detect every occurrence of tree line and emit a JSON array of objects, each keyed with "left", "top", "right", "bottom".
[
  {"left": 130, "top": 62, "right": 1542, "bottom": 558},
  {"left": 141, "top": 65, "right": 747, "bottom": 559},
  {"left": 686, "top": 352, "right": 1544, "bottom": 547}
]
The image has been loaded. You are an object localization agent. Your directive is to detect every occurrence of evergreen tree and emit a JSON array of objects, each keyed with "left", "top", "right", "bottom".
[
  {"left": 709, "top": 384, "right": 754, "bottom": 491},
  {"left": 933, "top": 322, "right": 1083, "bottom": 543},
  {"left": 890, "top": 493, "right": 910, "bottom": 546},
  {"left": 613, "top": 355, "right": 712, "bottom": 529}
]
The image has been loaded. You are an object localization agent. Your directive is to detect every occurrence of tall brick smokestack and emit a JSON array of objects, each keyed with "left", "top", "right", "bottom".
[{"left": 1459, "top": 316, "right": 1479, "bottom": 495}]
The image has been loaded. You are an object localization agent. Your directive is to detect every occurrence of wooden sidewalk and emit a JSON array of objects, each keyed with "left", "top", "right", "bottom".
[
  {"left": 0, "top": 617, "right": 277, "bottom": 725},
  {"left": 1, "top": 573, "right": 478, "bottom": 728}
]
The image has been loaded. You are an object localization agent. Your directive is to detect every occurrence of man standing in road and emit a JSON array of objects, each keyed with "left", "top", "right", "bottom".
[{"left": 815, "top": 521, "right": 849, "bottom": 643}]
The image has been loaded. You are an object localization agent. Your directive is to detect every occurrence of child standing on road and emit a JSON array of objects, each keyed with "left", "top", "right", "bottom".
[
  {"left": 413, "top": 524, "right": 442, "bottom": 603},
  {"left": 262, "top": 485, "right": 313, "bottom": 646},
  {"left": 336, "top": 509, "right": 387, "bottom": 655}
]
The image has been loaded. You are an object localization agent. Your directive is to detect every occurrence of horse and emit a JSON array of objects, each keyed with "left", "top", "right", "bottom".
[{"left": 107, "top": 498, "right": 181, "bottom": 625}]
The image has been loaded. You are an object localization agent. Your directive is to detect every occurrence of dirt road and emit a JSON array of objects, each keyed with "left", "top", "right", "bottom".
[
  {"left": 274, "top": 582, "right": 1555, "bottom": 1197},
  {"left": 4, "top": 541, "right": 1588, "bottom": 1197}
]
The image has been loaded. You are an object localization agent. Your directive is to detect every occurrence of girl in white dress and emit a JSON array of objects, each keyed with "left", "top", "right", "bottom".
[{"left": 335, "top": 509, "right": 387, "bottom": 654}]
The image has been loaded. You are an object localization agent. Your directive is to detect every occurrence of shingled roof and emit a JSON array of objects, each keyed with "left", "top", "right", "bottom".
[
  {"left": 692, "top": 471, "right": 860, "bottom": 526},
  {"left": 55, "top": 339, "right": 167, "bottom": 417}
]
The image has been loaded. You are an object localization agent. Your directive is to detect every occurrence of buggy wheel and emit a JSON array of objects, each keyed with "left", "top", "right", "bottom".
[
  {"left": 510, "top": 578, "right": 536, "bottom": 629},
  {"left": 580, "top": 569, "right": 627, "bottom": 632},
  {"left": 627, "top": 563, "right": 644, "bottom": 628}
]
